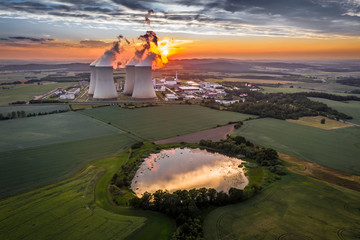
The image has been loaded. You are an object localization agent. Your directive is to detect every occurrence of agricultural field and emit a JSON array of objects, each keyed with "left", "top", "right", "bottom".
[
  {"left": 0, "top": 82, "right": 72, "bottom": 105},
  {"left": 222, "top": 77, "right": 300, "bottom": 84},
  {"left": 80, "top": 105, "right": 253, "bottom": 141},
  {"left": 0, "top": 104, "right": 69, "bottom": 116},
  {"left": 0, "top": 111, "right": 121, "bottom": 152},
  {"left": 309, "top": 97, "right": 360, "bottom": 125},
  {"left": 261, "top": 86, "right": 360, "bottom": 96},
  {"left": 203, "top": 172, "right": 360, "bottom": 240},
  {"left": 234, "top": 118, "right": 360, "bottom": 175},
  {"left": 287, "top": 116, "right": 353, "bottom": 130},
  {"left": 0, "top": 152, "right": 174, "bottom": 240},
  {"left": 0, "top": 133, "right": 137, "bottom": 198}
]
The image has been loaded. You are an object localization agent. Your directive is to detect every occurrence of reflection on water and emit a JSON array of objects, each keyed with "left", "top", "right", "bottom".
[{"left": 131, "top": 148, "right": 248, "bottom": 196}]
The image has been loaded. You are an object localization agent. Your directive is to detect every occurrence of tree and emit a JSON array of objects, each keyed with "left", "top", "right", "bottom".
[{"left": 321, "top": 118, "right": 326, "bottom": 124}]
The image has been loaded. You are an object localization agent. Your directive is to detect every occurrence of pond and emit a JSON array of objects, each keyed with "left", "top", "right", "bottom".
[{"left": 131, "top": 148, "right": 248, "bottom": 196}]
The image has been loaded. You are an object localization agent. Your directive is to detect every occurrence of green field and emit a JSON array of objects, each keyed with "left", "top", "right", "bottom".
[
  {"left": 0, "top": 152, "right": 174, "bottom": 240},
  {"left": 0, "top": 133, "right": 137, "bottom": 198},
  {"left": 0, "top": 82, "right": 72, "bottom": 105},
  {"left": 309, "top": 97, "right": 360, "bottom": 125},
  {"left": 262, "top": 86, "right": 360, "bottom": 96},
  {"left": 80, "top": 105, "right": 253, "bottom": 141},
  {"left": 234, "top": 118, "right": 360, "bottom": 175},
  {"left": 0, "top": 112, "right": 122, "bottom": 152},
  {"left": 0, "top": 104, "right": 69, "bottom": 115},
  {"left": 203, "top": 172, "right": 360, "bottom": 240}
]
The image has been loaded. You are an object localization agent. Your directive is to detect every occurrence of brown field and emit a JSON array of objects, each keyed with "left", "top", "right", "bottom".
[
  {"left": 287, "top": 116, "right": 353, "bottom": 130},
  {"left": 280, "top": 153, "right": 360, "bottom": 192},
  {"left": 154, "top": 124, "right": 235, "bottom": 144}
]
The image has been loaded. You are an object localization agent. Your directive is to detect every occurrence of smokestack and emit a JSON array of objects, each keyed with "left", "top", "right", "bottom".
[
  {"left": 132, "top": 55, "right": 156, "bottom": 99},
  {"left": 123, "top": 59, "right": 137, "bottom": 95},
  {"left": 88, "top": 60, "right": 98, "bottom": 96}
]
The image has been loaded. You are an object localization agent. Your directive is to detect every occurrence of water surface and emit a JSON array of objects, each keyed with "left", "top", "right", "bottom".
[{"left": 131, "top": 148, "right": 248, "bottom": 196}]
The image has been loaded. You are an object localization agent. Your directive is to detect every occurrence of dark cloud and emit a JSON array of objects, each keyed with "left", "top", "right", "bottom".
[
  {"left": 0, "top": 36, "right": 55, "bottom": 43},
  {"left": 0, "top": 0, "right": 359, "bottom": 37},
  {"left": 79, "top": 40, "right": 111, "bottom": 47}
]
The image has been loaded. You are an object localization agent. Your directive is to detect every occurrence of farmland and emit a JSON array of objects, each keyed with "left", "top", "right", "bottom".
[
  {"left": 80, "top": 105, "right": 253, "bottom": 140},
  {"left": 203, "top": 172, "right": 360, "bottom": 240},
  {"left": 0, "top": 133, "right": 137, "bottom": 198},
  {"left": 0, "top": 152, "right": 174, "bottom": 240},
  {"left": 0, "top": 111, "right": 121, "bottom": 152},
  {"left": 309, "top": 97, "right": 360, "bottom": 125},
  {"left": 287, "top": 116, "right": 353, "bottom": 130},
  {"left": 234, "top": 118, "right": 360, "bottom": 175},
  {"left": 0, "top": 82, "right": 72, "bottom": 105}
]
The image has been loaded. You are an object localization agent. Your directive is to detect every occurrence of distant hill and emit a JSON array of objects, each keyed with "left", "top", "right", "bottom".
[{"left": 0, "top": 63, "right": 90, "bottom": 71}]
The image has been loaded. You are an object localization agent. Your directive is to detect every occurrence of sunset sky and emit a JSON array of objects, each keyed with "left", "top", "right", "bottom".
[{"left": 1, "top": 0, "right": 360, "bottom": 62}]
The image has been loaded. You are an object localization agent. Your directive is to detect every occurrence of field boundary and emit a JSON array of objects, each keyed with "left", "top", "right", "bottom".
[{"left": 280, "top": 152, "right": 360, "bottom": 191}]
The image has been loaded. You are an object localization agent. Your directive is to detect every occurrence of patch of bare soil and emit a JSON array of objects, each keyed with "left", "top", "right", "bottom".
[
  {"left": 155, "top": 124, "right": 235, "bottom": 144},
  {"left": 279, "top": 152, "right": 360, "bottom": 192}
]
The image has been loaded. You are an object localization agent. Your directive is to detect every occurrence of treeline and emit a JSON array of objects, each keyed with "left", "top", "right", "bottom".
[
  {"left": 295, "top": 91, "right": 360, "bottom": 101},
  {"left": 336, "top": 78, "right": 360, "bottom": 87},
  {"left": 205, "top": 91, "right": 352, "bottom": 120},
  {"left": 29, "top": 99, "right": 62, "bottom": 104},
  {"left": 0, "top": 109, "right": 69, "bottom": 120}
]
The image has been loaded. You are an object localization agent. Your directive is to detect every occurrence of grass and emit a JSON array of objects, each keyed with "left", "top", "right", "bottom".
[
  {"left": 0, "top": 104, "right": 69, "bottom": 115},
  {"left": 0, "top": 82, "right": 72, "bottom": 105},
  {"left": 0, "top": 133, "right": 137, "bottom": 198},
  {"left": 309, "top": 97, "right": 360, "bottom": 125},
  {"left": 0, "top": 151, "right": 174, "bottom": 240},
  {"left": 287, "top": 116, "right": 353, "bottom": 130},
  {"left": 233, "top": 118, "right": 360, "bottom": 175},
  {"left": 80, "top": 105, "right": 253, "bottom": 141},
  {"left": 0, "top": 111, "right": 122, "bottom": 152},
  {"left": 203, "top": 172, "right": 360, "bottom": 240}
]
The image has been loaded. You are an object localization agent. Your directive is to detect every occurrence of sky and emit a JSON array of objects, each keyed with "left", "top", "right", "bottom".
[{"left": 0, "top": 0, "right": 360, "bottom": 62}]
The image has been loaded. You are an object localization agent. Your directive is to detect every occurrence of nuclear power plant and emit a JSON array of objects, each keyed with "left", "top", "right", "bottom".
[
  {"left": 123, "top": 63, "right": 135, "bottom": 95},
  {"left": 88, "top": 60, "right": 97, "bottom": 96}
]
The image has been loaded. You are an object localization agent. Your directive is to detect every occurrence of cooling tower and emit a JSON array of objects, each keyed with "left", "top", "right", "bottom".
[
  {"left": 123, "top": 64, "right": 135, "bottom": 95},
  {"left": 93, "top": 66, "right": 118, "bottom": 99},
  {"left": 88, "top": 61, "right": 97, "bottom": 96},
  {"left": 132, "top": 65, "right": 156, "bottom": 99}
]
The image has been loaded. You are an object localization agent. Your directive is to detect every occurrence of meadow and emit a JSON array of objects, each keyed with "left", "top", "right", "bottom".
[
  {"left": 0, "top": 82, "right": 72, "bottom": 105},
  {"left": 309, "top": 97, "right": 360, "bottom": 125},
  {"left": 287, "top": 116, "right": 352, "bottom": 130},
  {"left": 0, "top": 111, "right": 121, "bottom": 152},
  {"left": 234, "top": 118, "right": 360, "bottom": 175},
  {"left": 80, "top": 105, "right": 253, "bottom": 141},
  {"left": 203, "top": 172, "right": 360, "bottom": 240}
]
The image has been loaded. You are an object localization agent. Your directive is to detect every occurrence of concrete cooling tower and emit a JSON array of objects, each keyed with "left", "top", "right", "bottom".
[
  {"left": 123, "top": 64, "right": 135, "bottom": 95},
  {"left": 132, "top": 64, "right": 156, "bottom": 99},
  {"left": 93, "top": 66, "right": 118, "bottom": 99},
  {"left": 88, "top": 60, "right": 97, "bottom": 96}
]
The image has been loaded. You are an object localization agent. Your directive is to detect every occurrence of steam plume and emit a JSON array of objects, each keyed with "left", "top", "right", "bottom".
[{"left": 144, "top": 9, "right": 154, "bottom": 25}]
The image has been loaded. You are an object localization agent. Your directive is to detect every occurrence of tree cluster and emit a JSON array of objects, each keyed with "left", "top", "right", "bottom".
[
  {"left": 206, "top": 91, "right": 353, "bottom": 120},
  {"left": 295, "top": 91, "right": 360, "bottom": 101},
  {"left": 336, "top": 78, "right": 360, "bottom": 88},
  {"left": 199, "top": 136, "right": 285, "bottom": 174},
  {"left": 0, "top": 109, "right": 69, "bottom": 121},
  {"left": 130, "top": 186, "right": 259, "bottom": 240}
]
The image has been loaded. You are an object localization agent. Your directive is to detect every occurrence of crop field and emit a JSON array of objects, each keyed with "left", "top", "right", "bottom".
[
  {"left": 0, "top": 82, "right": 72, "bottom": 105},
  {"left": 234, "top": 118, "right": 360, "bottom": 175},
  {"left": 0, "top": 133, "right": 137, "bottom": 198},
  {"left": 80, "top": 105, "right": 253, "bottom": 141},
  {"left": 0, "top": 104, "right": 69, "bottom": 116},
  {"left": 261, "top": 86, "right": 360, "bottom": 96},
  {"left": 0, "top": 112, "right": 121, "bottom": 152},
  {"left": 203, "top": 172, "right": 360, "bottom": 240},
  {"left": 0, "top": 147, "right": 174, "bottom": 240},
  {"left": 287, "top": 116, "right": 352, "bottom": 130},
  {"left": 309, "top": 97, "right": 360, "bottom": 125}
]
